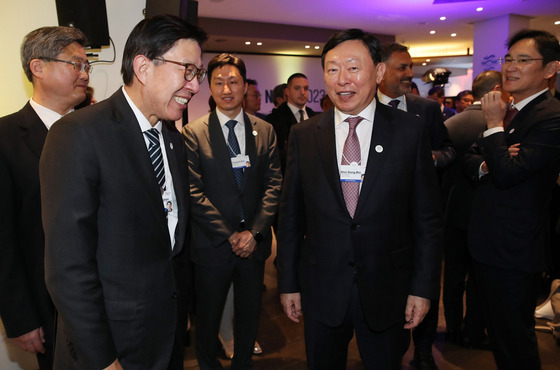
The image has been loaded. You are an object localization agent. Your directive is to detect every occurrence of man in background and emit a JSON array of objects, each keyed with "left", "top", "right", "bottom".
[
  {"left": 243, "top": 78, "right": 267, "bottom": 120},
  {"left": 454, "top": 90, "right": 474, "bottom": 114},
  {"left": 40, "top": 15, "right": 206, "bottom": 369},
  {"left": 0, "top": 26, "right": 89, "bottom": 370},
  {"left": 429, "top": 86, "right": 456, "bottom": 120}
]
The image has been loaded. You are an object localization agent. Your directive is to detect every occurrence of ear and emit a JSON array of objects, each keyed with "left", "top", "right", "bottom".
[
  {"left": 544, "top": 61, "right": 559, "bottom": 80},
  {"left": 29, "top": 59, "right": 45, "bottom": 80},
  {"left": 243, "top": 81, "right": 248, "bottom": 96},
  {"left": 375, "top": 62, "right": 386, "bottom": 84},
  {"left": 133, "top": 55, "right": 151, "bottom": 86}
]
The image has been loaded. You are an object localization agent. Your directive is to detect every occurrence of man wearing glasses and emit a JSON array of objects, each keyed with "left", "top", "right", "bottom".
[
  {"left": 0, "top": 26, "right": 89, "bottom": 370},
  {"left": 40, "top": 15, "right": 207, "bottom": 370},
  {"left": 183, "top": 53, "right": 281, "bottom": 370},
  {"left": 465, "top": 29, "right": 560, "bottom": 369}
]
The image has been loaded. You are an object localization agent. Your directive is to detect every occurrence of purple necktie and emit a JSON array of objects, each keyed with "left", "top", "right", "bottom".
[
  {"left": 503, "top": 106, "right": 518, "bottom": 130},
  {"left": 389, "top": 99, "right": 400, "bottom": 110},
  {"left": 341, "top": 116, "right": 363, "bottom": 218}
]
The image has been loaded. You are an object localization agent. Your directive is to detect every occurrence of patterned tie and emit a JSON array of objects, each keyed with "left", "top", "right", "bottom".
[
  {"left": 298, "top": 109, "right": 305, "bottom": 122},
  {"left": 503, "top": 106, "right": 518, "bottom": 130},
  {"left": 389, "top": 99, "right": 400, "bottom": 110},
  {"left": 225, "top": 120, "right": 244, "bottom": 189},
  {"left": 144, "top": 128, "right": 165, "bottom": 190},
  {"left": 341, "top": 116, "right": 364, "bottom": 218}
]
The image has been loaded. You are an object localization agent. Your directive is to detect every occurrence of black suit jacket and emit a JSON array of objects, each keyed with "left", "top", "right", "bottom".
[
  {"left": 277, "top": 101, "right": 443, "bottom": 331},
  {"left": 0, "top": 103, "right": 56, "bottom": 352},
  {"left": 405, "top": 93, "right": 455, "bottom": 170},
  {"left": 266, "top": 101, "right": 318, "bottom": 173},
  {"left": 465, "top": 91, "right": 560, "bottom": 273},
  {"left": 40, "top": 89, "right": 190, "bottom": 369},
  {"left": 442, "top": 104, "right": 487, "bottom": 229},
  {"left": 183, "top": 111, "right": 282, "bottom": 266}
]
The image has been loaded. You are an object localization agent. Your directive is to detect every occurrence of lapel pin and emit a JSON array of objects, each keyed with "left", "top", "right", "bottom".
[
  {"left": 169, "top": 143, "right": 174, "bottom": 150},
  {"left": 509, "top": 128, "right": 515, "bottom": 134},
  {"left": 375, "top": 145, "right": 383, "bottom": 153},
  {"left": 252, "top": 130, "right": 258, "bottom": 136}
]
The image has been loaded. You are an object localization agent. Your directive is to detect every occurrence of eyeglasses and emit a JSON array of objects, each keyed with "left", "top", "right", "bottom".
[
  {"left": 41, "top": 58, "right": 92, "bottom": 74},
  {"left": 499, "top": 57, "right": 544, "bottom": 66},
  {"left": 154, "top": 57, "right": 207, "bottom": 84}
]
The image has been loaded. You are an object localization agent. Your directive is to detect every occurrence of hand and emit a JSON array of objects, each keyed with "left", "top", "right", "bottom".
[
  {"left": 12, "top": 327, "right": 45, "bottom": 354},
  {"left": 103, "top": 359, "right": 123, "bottom": 370},
  {"left": 481, "top": 161, "right": 489, "bottom": 174},
  {"left": 404, "top": 295, "right": 431, "bottom": 329},
  {"left": 229, "top": 230, "right": 257, "bottom": 258},
  {"left": 280, "top": 293, "right": 303, "bottom": 323},
  {"left": 481, "top": 91, "right": 508, "bottom": 129},
  {"left": 508, "top": 143, "right": 521, "bottom": 157}
]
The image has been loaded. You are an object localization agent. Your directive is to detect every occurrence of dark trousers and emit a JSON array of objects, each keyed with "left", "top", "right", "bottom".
[
  {"left": 443, "top": 225, "right": 485, "bottom": 339},
  {"left": 304, "top": 282, "right": 410, "bottom": 370},
  {"left": 473, "top": 261, "right": 541, "bottom": 370},
  {"left": 195, "top": 256, "right": 265, "bottom": 370}
]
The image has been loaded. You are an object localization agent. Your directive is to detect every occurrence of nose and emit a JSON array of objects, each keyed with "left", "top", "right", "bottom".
[
  {"left": 185, "top": 78, "right": 200, "bottom": 94},
  {"left": 337, "top": 70, "right": 350, "bottom": 86}
]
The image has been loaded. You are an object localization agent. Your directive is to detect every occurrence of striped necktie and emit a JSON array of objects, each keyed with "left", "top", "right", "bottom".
[{"left": 144, "top": 128, "right": 165, "bottom": 190}]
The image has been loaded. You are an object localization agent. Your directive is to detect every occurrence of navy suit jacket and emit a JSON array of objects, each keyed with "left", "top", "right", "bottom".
[
  {"left": 277, "top": 101, "right": 443, "bottom": 331},
  {"left": 41, "top": 89, "right": 190, "bottom": 369},
  {"left": 465, "top": 91, "right": 560, "bottom": 273}
]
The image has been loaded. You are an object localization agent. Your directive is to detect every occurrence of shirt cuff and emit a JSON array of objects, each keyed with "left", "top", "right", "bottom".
[{"left": 483, "top": 127, "right": 504, "bottom": 137}]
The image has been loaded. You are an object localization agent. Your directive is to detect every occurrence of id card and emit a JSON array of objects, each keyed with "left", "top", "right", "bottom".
[
  {"left": 163, "top": 189, "right": 175, "bottom": 217},
  {"left": 340, "top": 162, "right": 365, "bottom": 182},
  {"left": 231, "top": 154, "right": 251, "bottom": 169}
]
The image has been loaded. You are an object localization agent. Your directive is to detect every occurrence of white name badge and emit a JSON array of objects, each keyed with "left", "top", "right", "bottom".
[
  {"left": 340, "top": 163, "right": 365, "bottom": 182},
  {"left": 231, "top": 154, "right": 251, "bottom": 169},
  {"left": 163, "top": 190, "right": 175, "bottom": 217}
]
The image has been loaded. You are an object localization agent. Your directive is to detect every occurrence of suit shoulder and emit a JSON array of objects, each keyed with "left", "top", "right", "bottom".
[
  {"left": 186, "top": 113, "right": 210, "bottom": 130},
  {"left": 248, "top": 113, "right": 273, "bottom": 130}
]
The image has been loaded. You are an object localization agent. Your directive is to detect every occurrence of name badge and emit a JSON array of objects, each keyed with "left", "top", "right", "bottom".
[
  {"left": 340, "top": 162, "right": 365, "bottom": 182},
  {"left": 231, "top": 154, "right": 251, "bottom": 169},
  {"left": 163, "top": 189, "right": 175, "bottom": 217}
]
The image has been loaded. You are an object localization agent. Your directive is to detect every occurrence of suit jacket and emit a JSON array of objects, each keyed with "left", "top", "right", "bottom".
[
  {"left": 443, "top": 106, "right": 456, "bottom": 121},
  {"left": 442, "top": 104, "right": 487, "bottom": 230},
  {"left": 465, "top": 91, "right": 560, "bottom": 273},
  {"left": 40, "top": 89, "right": 190, "bottom": 370},
  {"left": 405, "top": 93, "right": 455, "bottom": 170},
  {"left": 0, "top": 103, "right": 56, "bottom": 353},
  {"left": 183, "top": 111, "right": 282, "bottom": 266},
  {"left": 266, "top": 101, "right": 318, "bottom": 173},
  {"left": 277, "top": 101, "right": 443, "bottom": 331}
]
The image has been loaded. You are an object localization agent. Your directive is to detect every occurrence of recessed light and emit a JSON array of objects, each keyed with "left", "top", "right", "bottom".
[
  {"left": 314, "top": 46, "right": 320, "bottom": 49},
  {"left": 555, "top": 21, "right": 560, "bottom": 25},
  {"left": 257, "top": 42, "right": 262, "bottom": 46},
  {"left": 476, "top": 7, "right": 483, "bottom": 12},
  {"left": 245, "top": 41, "right": 251, "bottom": 45},
  {"left": 305, "top": 45, "right": 310, "bottom": 49},
  {"left": 426, "top": 59, "right": 430, "bottom": 62},
  {"left": 440, "top": 16, "right": 446, "bottom": 21},
  {"left": 451, "top": 33, "right": 457, "bottom": 37},
  {"left": 430, "top": 30, "right": 436, "bottom": 34},
  {"left": 422, "top": 62, "right": 427, "bottom": 66}
]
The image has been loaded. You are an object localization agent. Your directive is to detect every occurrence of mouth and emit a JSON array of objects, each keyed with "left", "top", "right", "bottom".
[
  {"left": 505, "top": 76, "right": 519, "bottom": 81},
  {"left": 337, "top": 91, "right": 355, "bottom": 98},
  {"left": 174, "top": 96, "right": 190, "bottom": 105}
]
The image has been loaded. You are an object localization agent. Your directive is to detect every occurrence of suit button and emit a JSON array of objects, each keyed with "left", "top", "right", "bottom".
[
  {"left": 348, "top": 261, "right": 355, "bottom": 267},
  {"left": 351, "top": 223, "right": 359, "bottom": 230}
]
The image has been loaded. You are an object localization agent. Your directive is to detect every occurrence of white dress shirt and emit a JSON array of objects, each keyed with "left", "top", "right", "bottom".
[{"left": 29, "top": 97, "right": 67, "bottom": 130}]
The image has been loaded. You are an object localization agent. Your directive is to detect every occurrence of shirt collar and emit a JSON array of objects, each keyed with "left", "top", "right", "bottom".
[
  {"left": 29, "top": 97, "right": 69, "bottom": 130},
  {"left": 216, "top": 107, "right": 245, "bottom": 128},
  {"left": 512, "top": 88, "right": 549, "bottom": 111},
  {"left": 287, "top": 101, "right": 306, "bottom": 117},
  {"left": 122, "top": 86, "right": 162, "bottom": 134},
  {"left": 335, "top": 99, "right": 376, "bottom": 127}
]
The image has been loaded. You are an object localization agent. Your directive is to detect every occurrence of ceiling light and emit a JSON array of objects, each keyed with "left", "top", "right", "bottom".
[
  {"left": 440, "top": 16, "right": 446, "bottom": 21},
  {"left": 555, "top": 21, "right": 560, "bottom": 25},
  {"left": 426, "top": 59, "right": 430, "bottom": 62},
  {"left": 422, "top": 62, "right": 426, "bottom": 66},
  {"left": 451, "top": 33, "right": 457, "bottom": 37},
  {"left": 245, "top": 41, "right": 251, "bottom": 45},
  {"left": 476, "top": 7, "right": 483, "bottom": 12},
  {"left": 430, "top": 30, "right": 436, "bottom": 34},
  {"left": 257, "top": 42, "right": 262, "bottom": 46},
  {"left": 305, "top": 45, "right": 310, "bottom": 49},
  {"left": 314, "top": 46, "right": 320, "bottom": 49}
]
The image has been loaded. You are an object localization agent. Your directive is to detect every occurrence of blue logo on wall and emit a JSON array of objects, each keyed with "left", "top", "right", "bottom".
[{"left": 481, "top": 54, "right": 499, "bottom": 71}]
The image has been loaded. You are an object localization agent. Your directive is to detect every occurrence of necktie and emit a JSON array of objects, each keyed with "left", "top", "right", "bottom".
[
  {"left": 389, "top": 99, "right": 400, "bottom": 110},
  {"left": 144, "top": 128, "right": 165, "bottom": 190},
  {"left": 341, "top": 116, "right": 364, "bottom": 218},
  {"left": 298, "top": 109, "right": 305, "bottom": 122},
  {"left": 503, "top": 106, "right": 518, "bottom": 130},
  {"left": 225, "top": 120, "right": 244, "bottom": 189}
]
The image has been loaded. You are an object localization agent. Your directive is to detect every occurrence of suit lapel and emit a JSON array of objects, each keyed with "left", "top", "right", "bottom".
[
  {"left": 19, "top": 103, "right": 48, "bottom": 158},
  {"left": 508, "top": 91, "right": 549, "bottom": 135},
  {"left": 243, "top": 113, "right": 257, "bottom": 188},
  {"left": 207, "top": 111, "right": 239, "bottom": 189}
]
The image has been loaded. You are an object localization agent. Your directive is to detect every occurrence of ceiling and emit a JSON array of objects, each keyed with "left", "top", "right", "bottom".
[{"left": 196, "top": 0, "right": 560, "bottom": 59}]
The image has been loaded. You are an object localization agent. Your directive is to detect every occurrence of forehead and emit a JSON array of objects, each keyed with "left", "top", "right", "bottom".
[
  {"left": 163, "top": 38, "right": 202, "bottom": 65},
  {"left": 248, "top": 84, "right": 258, "bottom": 91},
  {"left": 211, "top": 64, "right": 242, "bottom": 80},
  {"left": 508, "top": 38, "right": 540, "bottom": 56},
  {"left": 58, "top": 41, "right": 87, "bottom": 60},
  {"left": 325, "top": 39, "right": 372, "bottom": 63},
  {"left": 289, "top": 77, "right": 308, "bottom": 87},
  {"left": 388, "top": 51, "right": 412, "bottom": 66}
]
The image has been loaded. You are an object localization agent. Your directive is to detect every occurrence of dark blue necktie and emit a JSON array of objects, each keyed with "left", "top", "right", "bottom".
[
  {"left": 225, "top": 120, "right": 244, "bottom": 189},
  {"left": 144, "top": 128, "right": 165, "bottom": 190}
]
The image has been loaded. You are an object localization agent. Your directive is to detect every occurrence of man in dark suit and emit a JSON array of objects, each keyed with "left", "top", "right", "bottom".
[
  {"left": 40, "top": 15, "right": 207, "bottom": 370},
  {"left": 277, "top": 28, "right": 443, "bottom": 369},
  {"left": 183, "top": 53, "right": 281, "bottom": 370},
  {"left": 376, "top": 42, "right": 455, "bottom": 370},
  {"left": 442, "top": 70, "right": 505, "bottom": 349},
  {"left": 429, "top": 86, "right": 456, "bottom": 121},
  {"left": 465, "top": 29, "right": 560, "bottom": 369},
  {"left": 267, "top": 73, "right": 318, "bottom": 173},
  {"left": 0, "top": 26, "right": 89, "bottom": 370}
]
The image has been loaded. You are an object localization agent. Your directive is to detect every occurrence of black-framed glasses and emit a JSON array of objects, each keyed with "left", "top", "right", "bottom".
[
  {"left": 154, "top": 57, "right": 207, "bottom": 84},
  {"left": 41, "top": 58, "right": 92, "bottom": 74},
  {"left": 499, "top": 57, "right": 544, "bottom": 66}
]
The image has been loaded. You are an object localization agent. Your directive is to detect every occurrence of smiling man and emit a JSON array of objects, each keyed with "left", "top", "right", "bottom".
[
  {"left": 465, "top": 29, "right": 560, "bottom": 370},
  {"left": 0, "top": 26, "right": 88, "bottom": 370},
  {"left": 40, "top": 15, "right": 207, "bottom": 370},
  {"left": 277, "top": 29, "right": 443, "bottom": 369},
  {"left": 183, "top": 53, "right": 281, "bottom": 370}
]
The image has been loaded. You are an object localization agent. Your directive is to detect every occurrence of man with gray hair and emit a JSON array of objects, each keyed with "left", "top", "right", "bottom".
[{"left": 0, "top": 26, "right": 89, "bottom": 370}]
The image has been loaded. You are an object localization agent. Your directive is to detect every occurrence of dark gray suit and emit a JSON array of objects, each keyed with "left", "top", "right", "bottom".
[
  {"left": 40, "top": 89, "right": 190, "bottom": 370},
  {"left": 0, "top": 103, "right": 55, "bottom": 369},
  {"left": 183, "top": 111, "right": 281, "bottom": 369}
]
